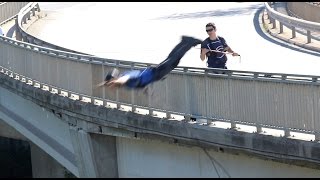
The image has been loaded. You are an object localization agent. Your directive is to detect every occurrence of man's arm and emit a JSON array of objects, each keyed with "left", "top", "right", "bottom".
[
  {"left": 106, "top": 74, "right": 130, "bottom": 88},
  {"left": 200, "top": 48, "right": 209, "bottom": 61},
  {"left": 224, "top": 46, "right": 239, "bottom": 56},
  {"left": 221, "top": 37, "right": 239, "bottom": 56}
]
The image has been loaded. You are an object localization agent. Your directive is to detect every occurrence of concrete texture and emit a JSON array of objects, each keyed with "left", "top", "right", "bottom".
[
  {"left": 30, "top": 142, "right": 66, "bottom": 178},
  {"left": 0, "top": 84, "right": 78, "bottom": 176},
  {"left": 1, "top": 65, "right": 320, "bottom": 170},
  {"left": 287, "top": 2, "right": 320, "bottom": 23},
  {"left": 116, "top": 136, "right": 320, "bottom": 178},
  {"left": 90, "top": 134, "right": 118, "bottom": 178},
  {"left": 0, "top": 119, "right": 27, "bottom": 140},
  {"left": 69, "top": 127, "right": 98, "bottom": 177}
]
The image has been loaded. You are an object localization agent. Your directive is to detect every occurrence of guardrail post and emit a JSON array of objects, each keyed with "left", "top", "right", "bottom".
[
  {"left": 23, "top": 16, "right": 27, "bottom": 24},
  {"left": 100, "top": 62, "right": 107, "bottom": 106},
  {"left": 256, "top": 125, "right": 263, "bottom": 134},
  {"left": 36, "top": 3, "right": 41, "bottom": 12},
  {"left": 32, "top": 7, "right": 36, "bottom": 16},
  {"left": 183, "top": 67, "right": 190, "bottom": 122},
  {"left": 147, "top": 65, "right": 154, "bottom": 116},
  {"left": 284, "top": 128, "right": 290, "bottom": 138},
  {"left": 205, "top": 70, "right": 212, "bottom": 125},
  {"left": 165, "top": 75, "right": 171, "bottom": 119},
  {"left": 227, "top": 71, "right": 237, "bottom": 130},
  {"left": 265, "top": 10, "right": 269, "bottom": 20},
  {"left": 281, "top": 74, "right": 287, "bottom": 81},
  {"left": 279, "top": 22, "right": 283, "bottom": 33},
  {"left": 307, "top": 30, "right": 311, "bottom": 43},
  {"left": 115, "top": 61, "right": 120, "bottom": 109},
  {"left": 131, "top": 62, "right": 136, "bottom": 113},
  {"left": 27, "top": 11, "right": 31, "bottom": 20},
  {"left": 312, "top": 77, "right": 317, "bottom": 83},
  {"left": 253, "top": 73, "right": 263, "bottom": 134},
  {"left": 291, "top": 26, "right": 296, "bottom": 38},
  {"left": 57, "top": 89, "right": 62, "bottom": 96},
  {"left": 272, "top": 18, "right": 276, "bottom": 29}
]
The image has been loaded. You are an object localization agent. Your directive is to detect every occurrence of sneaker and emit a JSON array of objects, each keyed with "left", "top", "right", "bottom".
[{"left": 181, "top": 35, "right": 202, "bottom": 47}]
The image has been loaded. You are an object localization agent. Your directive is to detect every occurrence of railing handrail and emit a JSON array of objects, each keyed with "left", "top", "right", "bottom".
[
  {"left": 2, "top": 2, "right": 320, "bottom": 142},
  {"left": 2, "top": 35, "right": 320, "bottom": 83},
  {"left": 16, "top": 2, "right": 92, "bottom": 56},
  {"left": 0, "top": 2, "right": 29, "bottom": 25},
  {"left": 264, "top": 2, "right": 320, "bottom": 31},
  {"left": 8, "top": 2, "right": 320, "bottom": 81}
]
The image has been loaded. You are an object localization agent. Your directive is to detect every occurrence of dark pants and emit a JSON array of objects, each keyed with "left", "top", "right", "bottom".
[
  {"left": 152, "top": 40, "right": 193, "bottom": 81},
  {"left": 207, "top": 63, "right": 227, "bottom": 74}
]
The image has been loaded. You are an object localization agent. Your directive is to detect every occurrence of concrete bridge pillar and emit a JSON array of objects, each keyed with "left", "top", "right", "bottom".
[
  {"left": 69, "top": 125, "right": 118, "bottom": 178},
  {"left": 90, "top": 133, "right": 118, "bottom": 178},
  {"left": 30, "top": 142, "right": 66, "bottom": 178}
]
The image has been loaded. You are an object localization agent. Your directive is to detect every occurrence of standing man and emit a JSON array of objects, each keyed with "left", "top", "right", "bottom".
[{"left": 200, "top": 22, "right": 239, "bottom": 71}]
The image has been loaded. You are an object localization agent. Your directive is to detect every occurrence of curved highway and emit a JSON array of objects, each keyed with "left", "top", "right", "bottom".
[{"left": 27, "top": 2, "right": 320, "bottom": 75}]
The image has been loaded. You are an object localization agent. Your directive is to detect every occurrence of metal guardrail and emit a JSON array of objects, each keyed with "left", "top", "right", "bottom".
[
  {"left": 16, "top": 2, "right": 92, "bottom": 56},
  {"left": 2, "top": 33, "right": 320, "bottom": 140},
  {"left": 308, "top": 2, "right": 320, "bottom": 6},
  {"left": 1, "top": 2, "right": 320, "bottom": 141},
  {"left": 0, "top": 2, "right": 29, "bottom": 24},
  {"left": 264, "top": 2, "right": 320, "bottom": 43}
]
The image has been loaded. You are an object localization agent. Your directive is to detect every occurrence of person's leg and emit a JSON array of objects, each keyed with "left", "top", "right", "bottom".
[
  {"left": 153, "top": 36, "right": 201, "bottom": 81},
  {"left": 221, "top": 64, "right": 227, "bottom": 74},
  {"left": 207, "top": 63, "right": 227, "bottom": 74}
]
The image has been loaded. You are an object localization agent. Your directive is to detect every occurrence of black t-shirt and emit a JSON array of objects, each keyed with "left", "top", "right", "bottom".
[{"left": 201, "top": 36, "right": 229, "bottom": 68}]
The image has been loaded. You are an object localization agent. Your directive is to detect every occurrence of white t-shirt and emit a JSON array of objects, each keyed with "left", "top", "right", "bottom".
[{"left": 0, "top": 27, "right": 4, "bottom": 36}]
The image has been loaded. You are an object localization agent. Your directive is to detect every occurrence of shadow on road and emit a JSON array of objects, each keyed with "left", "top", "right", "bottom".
[
  {"left": 6, "top": 24, "right": 16, "bottom": 38},
  {"left": 154, "top": 4, "right": 262, "bottom": 20}
]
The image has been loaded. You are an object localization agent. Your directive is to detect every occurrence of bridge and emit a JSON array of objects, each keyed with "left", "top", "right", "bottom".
[{"left": 1, "top": 2, "right": 320, "bottom": 178}]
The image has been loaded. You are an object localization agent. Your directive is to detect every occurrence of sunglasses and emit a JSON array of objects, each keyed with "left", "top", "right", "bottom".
[{"left": 206, "top": 28, "right": 215, "bottom": 32}]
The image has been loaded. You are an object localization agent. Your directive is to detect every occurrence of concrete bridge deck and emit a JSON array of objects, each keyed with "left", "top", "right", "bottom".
[{"left": 1, "top": 2, "right": 320, "bottom": 178}]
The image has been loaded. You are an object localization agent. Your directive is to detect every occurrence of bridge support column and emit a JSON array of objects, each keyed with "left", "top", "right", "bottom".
[
  {"left": 69, "top": 125, "right": 118, "bottom": 178},
  {"left": 0, "top": 119, "right": 27, "bottom": 140},
  {"left": 69, "top": 126, "right": 98, "bottom": 178},
  {"left": 30, "top": 142, "right": 67, "bottom": 178},
  {"left": 89, "top": 133, "right": 119, "bottom": 178}
]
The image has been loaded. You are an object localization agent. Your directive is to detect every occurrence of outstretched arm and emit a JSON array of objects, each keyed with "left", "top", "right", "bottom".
[
  {"left": 224, "top": 46, "right": 239, "bottom": 56},
  {"left": 106, "top": 75, "right": 130, "bottom": 88}
]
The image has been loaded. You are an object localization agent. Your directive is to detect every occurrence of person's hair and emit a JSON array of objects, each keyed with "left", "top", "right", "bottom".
[
  {"left": 105, "top": 68, "right": 120, "bottom": 81},
  {"left": 105, "top": 73, "right": 114, "bottom": 81},
  {"left": 206, "top": 22, "right": 216, "bottom": 29}
]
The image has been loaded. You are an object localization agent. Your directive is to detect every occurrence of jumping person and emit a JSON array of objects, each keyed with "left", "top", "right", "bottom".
[{"left": 98, "top": 36, "right": 202, "bottom": 89}]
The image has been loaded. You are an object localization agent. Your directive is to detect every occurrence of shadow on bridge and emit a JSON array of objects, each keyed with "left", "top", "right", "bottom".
[
  {"left": 153, "top": 4, "right": 262, "bottom": 20},
  {"left": 6, "top": 24, "right": 16, "bottom": 38},
  {"left": 253, "top": 6, "right": 320, "bottom": 57}
]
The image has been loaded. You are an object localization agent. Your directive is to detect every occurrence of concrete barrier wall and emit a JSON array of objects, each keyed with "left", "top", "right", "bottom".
[
  {"left": 2, "top": 2, "right": 320, "bottom": 142},
  {"left": 2, "top": 34, "right": 320, "bottom": 139},
  {"left": 287, "top": 2, "right": 320, "bottom": 23}
]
